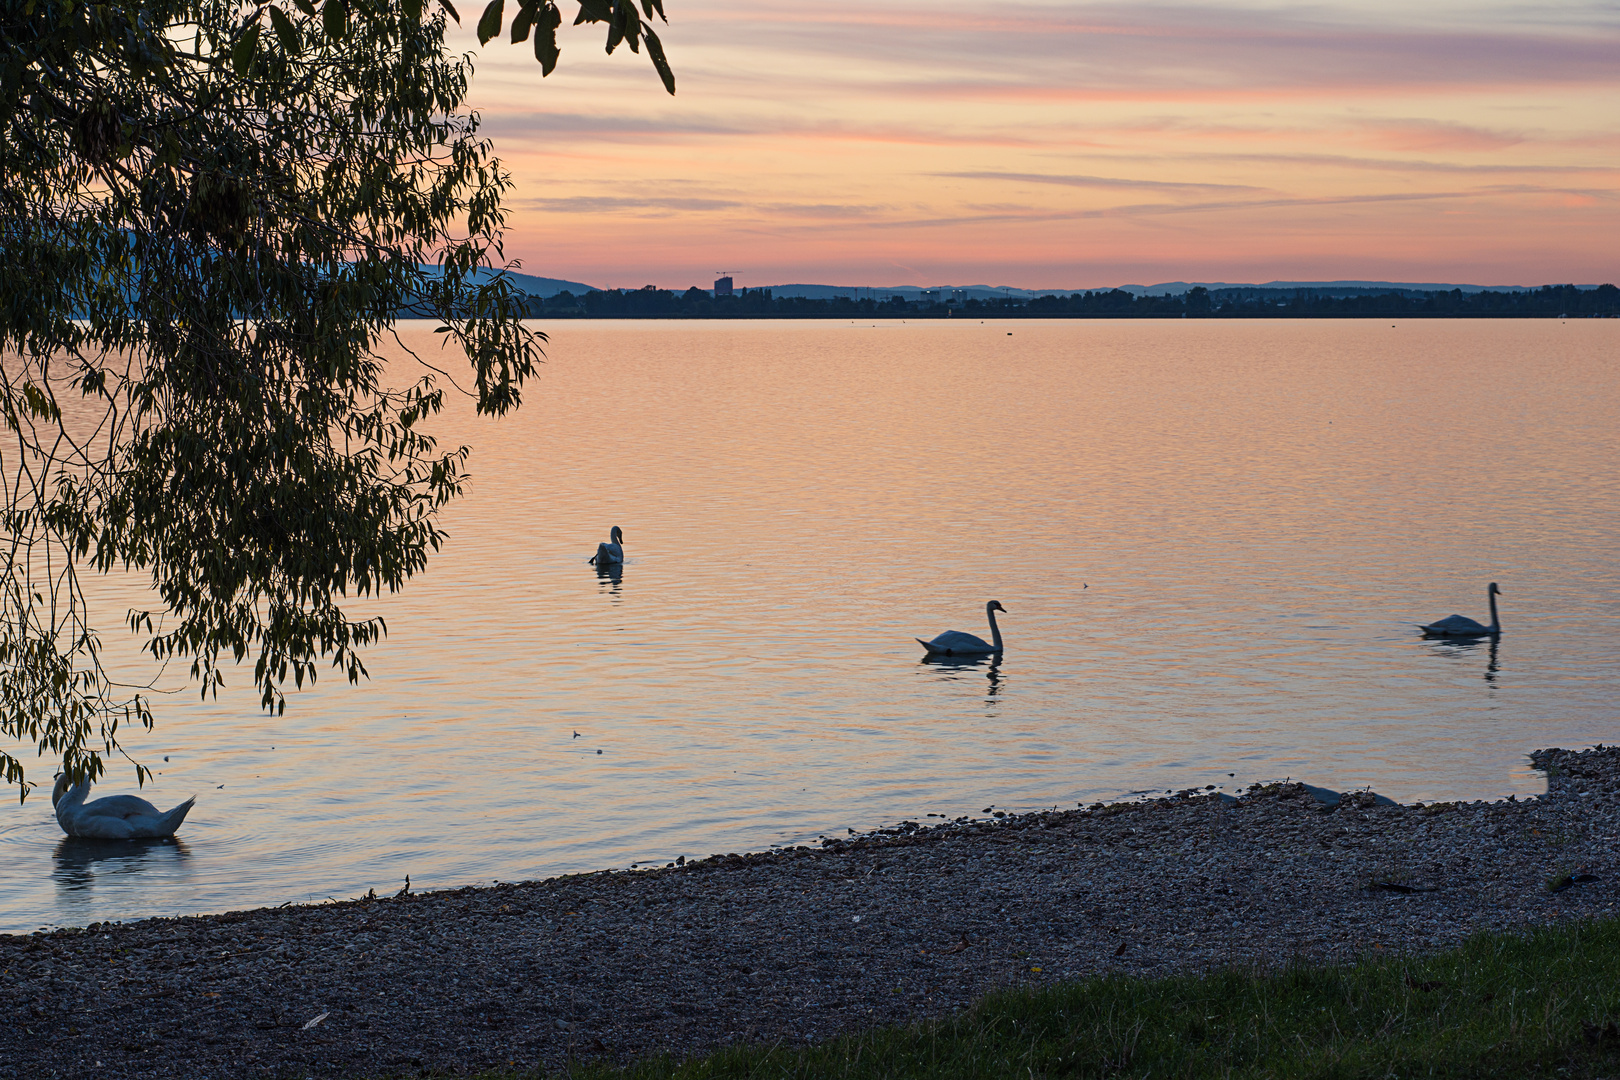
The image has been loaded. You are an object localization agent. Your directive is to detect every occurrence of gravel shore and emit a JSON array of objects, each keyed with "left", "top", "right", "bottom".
[{"left": 4, "top": 744, "right": 1618, "bottom": 1080}]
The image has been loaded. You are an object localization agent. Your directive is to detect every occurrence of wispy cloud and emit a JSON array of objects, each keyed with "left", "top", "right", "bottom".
[
  {"left": 938, "top": 171, "right": 1267, "bottom": 193},
  {"left": 520, "top": 195, "right": 896, "bottom": 219},
  {"left": 520, "top": 196, "right": 746, "bottom": 214},
  {"left": 482, "top": 113, "right": 753, "bottom": 140},
  {"left": 1353, "top": 119, "right": 1526, "bottom": 153},
  {"left": 1136, "top": 151, "right": 1620, "bottom": 176},
  {"left": 776, "top": 189, "right": 1487, "bottom": 232}
]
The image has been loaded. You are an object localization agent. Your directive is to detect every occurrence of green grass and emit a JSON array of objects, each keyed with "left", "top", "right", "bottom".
[{"left": 496, "top": 918, "right": 1620, "bottom": 1079}]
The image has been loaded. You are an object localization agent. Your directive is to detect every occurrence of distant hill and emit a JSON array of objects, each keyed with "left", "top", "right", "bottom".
[
  {"left": 494, "top": 270, "right": 599, "bottom": 297},
  {"left": 416, "top": 266, "right": 598, "bottom": 298},
  {"left": 1112, "top": 280, "right": 1555, "bottom": 297}
]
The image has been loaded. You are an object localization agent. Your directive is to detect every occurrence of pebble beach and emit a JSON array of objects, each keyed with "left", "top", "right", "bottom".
[{"left": 4, "top": 744, "right": 1618, "bottom": 1080}]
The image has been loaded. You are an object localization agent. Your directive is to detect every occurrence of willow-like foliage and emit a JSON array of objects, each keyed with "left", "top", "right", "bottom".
[{"left": 0, "top": 0, "right": 564, "bottom": 799}]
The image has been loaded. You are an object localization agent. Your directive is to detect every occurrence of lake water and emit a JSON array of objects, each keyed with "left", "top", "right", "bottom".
[{"left": 2, "top": 319, "right": 1616, "bottom": 934}]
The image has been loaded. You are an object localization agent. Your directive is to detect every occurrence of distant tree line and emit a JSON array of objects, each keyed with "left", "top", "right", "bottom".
[{"left": 526, "top": 283, "right": 1620, "bottom": 319}]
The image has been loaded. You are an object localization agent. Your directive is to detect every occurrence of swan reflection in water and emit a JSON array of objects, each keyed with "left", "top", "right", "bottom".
[
  {"left": 921, "top": 653, "right": 1004, "bottom": 701},
  {"left": 592, "top": 558, "right": 624, "bottom": 599},
  {"left": 53, "top": 835, "right": 192, "bottom": 897},
  {"left": 1423, "top": 635, "right": 1503, "bottom": 686}
]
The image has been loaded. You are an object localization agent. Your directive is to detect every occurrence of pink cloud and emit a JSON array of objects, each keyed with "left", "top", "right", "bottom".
[{"left": 1354, "top": 119, "right": 1527, "bottom": 153}]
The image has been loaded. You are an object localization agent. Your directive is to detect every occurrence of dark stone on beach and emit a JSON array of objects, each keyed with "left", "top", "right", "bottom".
[
  {"left": 1550, "top": 873, "right": 1599, "bottom": 893},
  {"left": 1302, "top": 784, "right": 1397, "bottom": 809}
]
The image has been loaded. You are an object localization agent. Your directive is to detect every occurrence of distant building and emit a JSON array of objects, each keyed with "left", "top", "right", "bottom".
[{"left": 714, "top": 275, "right": 734, "bottom": 296}]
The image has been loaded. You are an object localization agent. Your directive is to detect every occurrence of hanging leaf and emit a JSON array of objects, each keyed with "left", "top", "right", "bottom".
[
  {"left": 533, "top": 0, "right": 560, "bottom": 73},
  {"left": 291, "top": 0, "right": 317, "bottom": 15},
  {"left": 267, "top": 6, "right": 301, "bottom": 53},
  {"left": 642, "top": 24, "right": 674, "bottom": 95},
  {"left": 476, "top": 0, "right": 504, "bottom": 45},
  {"left": 440, "top": 0, "right": 460, "bottom": 22},
  {"left": 509, "top": 0, "right": 538, "bottom": 43},
  {"left": 401, "top": 0, "right": 423, "bottom": 21},
  {"left": 622, "top": 3, "right": 640, "bottom": 53},
  {"left": 322, "top": 0, "right": 348, "bottom": 39},
  {"left": 230, "top": 21, "right": 260, "bottom": 74}
]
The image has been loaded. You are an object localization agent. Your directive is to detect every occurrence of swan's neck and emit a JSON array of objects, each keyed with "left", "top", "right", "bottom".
[
  {"left": 987, "top": 606, "right": 1003, "bottom": 652},
  {"left": 55, "top": 779, "right": 89, "bottom": 814},
  {"left": 1488, "top": 588, "right": 1500, "bottom": 634}
]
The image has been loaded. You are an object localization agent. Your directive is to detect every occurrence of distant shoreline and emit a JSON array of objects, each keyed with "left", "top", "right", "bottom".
[{"left": 517, "top": 283, "right": 1620, "bottom": 321}]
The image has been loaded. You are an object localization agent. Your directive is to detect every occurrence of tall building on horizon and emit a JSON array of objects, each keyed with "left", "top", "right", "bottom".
[{"left": 714, "top": 275, "right": 734, "bottom": 297}]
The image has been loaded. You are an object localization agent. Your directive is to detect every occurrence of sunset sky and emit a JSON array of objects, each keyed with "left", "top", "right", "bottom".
[{"left": 460, "top": 0, "right": 1620, "bottom": 291}]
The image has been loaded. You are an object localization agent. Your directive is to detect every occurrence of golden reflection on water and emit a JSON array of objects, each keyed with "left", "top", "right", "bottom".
[{"left": 2, "top": 319, "right": 1616, "bottom": 932}]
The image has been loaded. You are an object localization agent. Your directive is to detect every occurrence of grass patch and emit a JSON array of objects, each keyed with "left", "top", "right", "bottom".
[{"left": 491, "top": 918, "right": 1620, "bottom": 1079}]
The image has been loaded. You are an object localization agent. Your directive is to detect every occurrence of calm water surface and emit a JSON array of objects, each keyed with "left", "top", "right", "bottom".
[{"left": 2, "top": 319, "right": 1616, "bottom": 933}]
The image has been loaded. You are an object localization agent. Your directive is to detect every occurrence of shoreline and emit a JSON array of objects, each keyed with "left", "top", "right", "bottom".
[{"left": 3, "top": 744, "right": 1617, "bottom": 1079}]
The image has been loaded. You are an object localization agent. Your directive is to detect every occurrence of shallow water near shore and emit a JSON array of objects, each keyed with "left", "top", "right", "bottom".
[{"left": 2, "top": 318, "right": 1616, "bottom": 934}]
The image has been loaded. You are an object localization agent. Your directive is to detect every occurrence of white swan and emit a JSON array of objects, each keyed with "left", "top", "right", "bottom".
[
  {"left": 52, "top": 774, "right": 196, "bottom": 840},
  {"left": 917, "top": 601, "right": 1007, "bottom": 656},
  {"left": 589, "top": 526, "right": 624, "bottom": 566},
  {"left": 1421, "top": 582, "right": 1502, "bottom": 638}
]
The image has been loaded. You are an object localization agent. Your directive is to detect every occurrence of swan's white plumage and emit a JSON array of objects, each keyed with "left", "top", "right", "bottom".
[
  {"left": 590, "top": 525, "right": 625, "bottom": 566},
  {"left": 52, "top": 775, "right": 196, "bottom": 840},
  {"left": 1421, "top": 582, "right": 1503, "bottom": 638},
  {"left": 917, "top": 601, "right": 1007, "bottom": 656}
]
